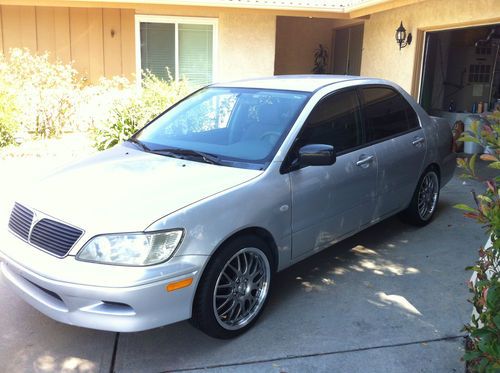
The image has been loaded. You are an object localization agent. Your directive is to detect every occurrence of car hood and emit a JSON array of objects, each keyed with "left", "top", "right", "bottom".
[{"left": 16, "top": 145, "right": 262, "bottom": 234}]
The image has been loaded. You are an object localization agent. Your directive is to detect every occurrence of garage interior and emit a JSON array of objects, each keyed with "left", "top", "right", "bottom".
[{"left": 419, "top": 24, "right": 500, "bottom": 118}]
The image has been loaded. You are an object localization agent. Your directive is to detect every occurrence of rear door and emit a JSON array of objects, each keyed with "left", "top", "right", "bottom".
[{"left": 359, "top": 86, "right": 426, "bottom": 221}]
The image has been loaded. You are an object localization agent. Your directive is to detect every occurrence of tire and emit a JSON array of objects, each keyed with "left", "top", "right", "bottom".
[
  {"left": 191, "top": 235, "right": 273, "bottom": 339},
  {"left": 400, "top": 168, "right": 440, "bottom": 226}
]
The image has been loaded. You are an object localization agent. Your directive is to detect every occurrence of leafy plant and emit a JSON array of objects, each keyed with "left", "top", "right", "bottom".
[
  {"left": 0, "top": 72, "right": 19, "bottom": 147},
  {"left": 92, "top": 71, "right": 190, "bottom": 151},
  {"left": 0, "top": 48, "right": 80, "bottom": 139},
  {"left": 456, "top": 111, "right": 500, "bottom": 372},
  {"left": 0, "top": 49, "right": 192, "bottom": 149}
]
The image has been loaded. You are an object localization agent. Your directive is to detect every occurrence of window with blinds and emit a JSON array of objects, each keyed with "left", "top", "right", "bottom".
[{"left": 138, "top": 17, "right": 216, "bottom": 86}]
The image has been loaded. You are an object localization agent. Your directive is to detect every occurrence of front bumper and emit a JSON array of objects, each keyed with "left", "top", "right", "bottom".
[{"left": 0, "top": 232, "right": 208, "bottom": 332}]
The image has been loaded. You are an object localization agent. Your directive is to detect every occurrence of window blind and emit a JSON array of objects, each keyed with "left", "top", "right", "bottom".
[
  {"left": 140, "top": 22, "right": 176, "bottom": 81},
  {"left": 178, "top": 24, "right": 213, "bottom": 86}
]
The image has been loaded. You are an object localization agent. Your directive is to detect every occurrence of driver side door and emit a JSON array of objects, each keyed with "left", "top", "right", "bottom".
[{"left": 288, "top": 88, "right": 377, "bottom": 260}]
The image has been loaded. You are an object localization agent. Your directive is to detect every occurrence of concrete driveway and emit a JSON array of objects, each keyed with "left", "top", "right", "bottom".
[{"left": 0, "top": 156, "right": 485, "bottom": 373}]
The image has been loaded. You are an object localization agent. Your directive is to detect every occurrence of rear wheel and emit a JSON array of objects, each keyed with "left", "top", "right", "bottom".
[
  {"left": 401, "top": 168, "right": 440, "bottom": 226},
  {"left": 191, "top": 235, "right": 273, "bottom": 339}
]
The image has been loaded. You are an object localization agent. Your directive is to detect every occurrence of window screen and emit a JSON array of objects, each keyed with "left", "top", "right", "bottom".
[
  {"left": 362, "top": 87, "right": 419, "bottom": 142},
  {"left": 299, "top": 90, "right": 362, "bottom": 153}
]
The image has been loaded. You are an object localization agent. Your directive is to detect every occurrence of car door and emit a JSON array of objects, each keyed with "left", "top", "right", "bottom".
[
  {"left": 287, "top": 88, "right": 378, "bottom": 260},
  {"left": 359, "top": 86, "right": 427, "bottom": 220}
]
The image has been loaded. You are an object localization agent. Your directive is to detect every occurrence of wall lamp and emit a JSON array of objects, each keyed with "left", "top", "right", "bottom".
[{"left": 395, "top": 21, "right": 412, "bottom": 50}]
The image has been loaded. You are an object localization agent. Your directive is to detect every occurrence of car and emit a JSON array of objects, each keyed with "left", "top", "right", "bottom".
[{"left": 0, "top": 75, "right": 455, "bottom": 339}]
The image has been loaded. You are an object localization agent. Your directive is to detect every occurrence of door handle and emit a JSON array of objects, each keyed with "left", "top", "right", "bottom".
[
  {"left": 412, "top": 137, "right": 425, "bottom": 146},
  {"left": 356, "top": 155, "right": 374, "bottom": 167}
]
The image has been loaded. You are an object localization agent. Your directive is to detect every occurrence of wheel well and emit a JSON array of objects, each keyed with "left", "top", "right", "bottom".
[
  {"left": 426, "top": 163, "right": 441, "bottom": 183},
  {"left": 191, "top": 227, "right": 279, "bottom": 317},
  {"left": 217, "top": 227, "right": 279, "bottom": 272}
]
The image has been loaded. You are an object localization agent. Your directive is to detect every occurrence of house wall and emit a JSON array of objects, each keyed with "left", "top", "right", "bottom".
[
  {"left": 361, "top": 0, "right": 500, "bottom": 96},
  {"left": 219, "top": 12, "right": 276, "bottom": 81},
  {"left": 274, "top": 16, "right": 359, "bottom": 75},
  {"left": 0, "top": 5, "right": 135, "bottom": 82},
  {"left": 0, "top": 4, "right": 276, "bottom": 83}
]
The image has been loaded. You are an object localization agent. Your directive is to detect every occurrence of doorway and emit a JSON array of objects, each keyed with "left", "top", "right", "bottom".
[
  {"left": 419, "top": 24, "right": 500, "bottom": 116},
  {"left": 332, "top": 24, "right": 364, "bottom": 76}
]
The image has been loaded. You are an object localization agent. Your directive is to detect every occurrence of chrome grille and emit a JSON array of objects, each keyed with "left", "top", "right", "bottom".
[
  {"left": 8, "top": 203, "right": 83, "bottom": 257},
  {"left": 30, "top": 219, "right": 83, "bottom": 257},
  {"left": 8, "top": 203, "right": 34, "bottom": 240}
]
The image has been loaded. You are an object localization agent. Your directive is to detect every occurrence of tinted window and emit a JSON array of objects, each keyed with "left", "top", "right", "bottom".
[
  {"left": 299, "top": 89, "right": 363, "bottom": 153},
  {"left": 362, "top": 87, "right": 420, "bottom": 142}
]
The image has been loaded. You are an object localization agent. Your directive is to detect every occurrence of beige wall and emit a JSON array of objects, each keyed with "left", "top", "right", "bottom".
[
  {"left": 218, "top": 12, "right": 276, "bottom": 82},
  {"left": 274, "top": 16, "right": 359, "bottom": 75},
  {"left": 361, "top": 0, "right": 500, "bottom": 96},
  {"left": 0, "top": 4, "right": 276, "bottom": 83}
]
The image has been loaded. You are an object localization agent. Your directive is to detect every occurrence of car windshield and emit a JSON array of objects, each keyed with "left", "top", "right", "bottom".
[{"left": 134, "top": 87, "right": 310, "bottom": 169}]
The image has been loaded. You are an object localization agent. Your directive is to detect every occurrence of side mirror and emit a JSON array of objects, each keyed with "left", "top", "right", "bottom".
[{"left": 298, "top": 144, "right": 336, "bottom": 167}]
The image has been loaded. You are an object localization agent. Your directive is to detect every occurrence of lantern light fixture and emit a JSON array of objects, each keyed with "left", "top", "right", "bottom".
[{"left": 395, "top": 21, "right": 412, "bottom": 50}]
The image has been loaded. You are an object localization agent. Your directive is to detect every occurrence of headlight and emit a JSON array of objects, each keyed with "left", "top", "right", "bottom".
[{"left": 76, "top": 230, "right": 183, "bottom": 266}]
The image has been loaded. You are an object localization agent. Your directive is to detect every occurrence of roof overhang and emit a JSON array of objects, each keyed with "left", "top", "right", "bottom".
[{"left": 0, "top": 0, "right": 428, "bottom": 19}]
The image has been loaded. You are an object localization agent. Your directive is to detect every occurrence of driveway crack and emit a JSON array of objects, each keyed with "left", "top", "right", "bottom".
[
  {"left": 166, "top": 335, "right": 466, "bottom": 372},
  {"left": 109, "top": 332, "right": 120, "bottom": 373}
]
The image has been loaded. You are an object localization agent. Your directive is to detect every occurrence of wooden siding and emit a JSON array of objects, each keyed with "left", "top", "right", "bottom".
[{"left": 0, "top": 5, "right": 136, "bottom": 82}]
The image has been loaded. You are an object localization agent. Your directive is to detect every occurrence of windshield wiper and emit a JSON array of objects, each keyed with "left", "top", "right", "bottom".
[
  {"left": 152, "top": 147, "right": 223, "bottom": 165},
  {"left": 127, "top": 138, "right": 151, "bottom": 152}
]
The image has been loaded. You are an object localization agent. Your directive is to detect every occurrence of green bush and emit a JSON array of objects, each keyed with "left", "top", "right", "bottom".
[
  {"left": 92, "top": 72, "right": 190, "bottom": 151},
  {"left": 0, "top": 74, "right": 19, "bottom": 147},
  {"left": 0, "top": 48, "right": 80, "bottom": 139},
  {"left": 456, "top": 112, "right": 500, "bottom": 372},
  {"left": 0, "top": 49, "right": 191, "bottom": 149}
]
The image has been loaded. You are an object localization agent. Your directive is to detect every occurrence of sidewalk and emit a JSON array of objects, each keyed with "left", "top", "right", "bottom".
[{"left": 0, "top": 153, "right": 485, "bottom": 372}]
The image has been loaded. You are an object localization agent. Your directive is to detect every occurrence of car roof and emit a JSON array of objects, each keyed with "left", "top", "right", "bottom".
[{"left": 211, "top": 74, "right": 368, "bottom": 93}]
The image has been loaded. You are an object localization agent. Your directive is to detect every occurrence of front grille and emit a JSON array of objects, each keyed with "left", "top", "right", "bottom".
[
  {"left": 8, "top": 203, "right": 83, "bottom": 258},
  {"left": 8, "top": 203, "right": 34, "bottom": 240},
  {"left": 30, "top": 219, "right": 83, "bottom": 257}
]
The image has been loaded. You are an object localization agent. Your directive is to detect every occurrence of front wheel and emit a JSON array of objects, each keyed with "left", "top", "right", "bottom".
[
  {"left": 401, "top": 168, "right": 440, "bottom": 226},
  {"left": 191, "top": 236, "right": 273, "bottom": 339}
]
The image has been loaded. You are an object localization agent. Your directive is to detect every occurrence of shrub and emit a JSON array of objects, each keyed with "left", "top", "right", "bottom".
[
  {"left": 456, "top": 112, "right": 500, "bottom": 372},
  {"left": 92, "top": 72, "right": 190, "bottom": 151},
  {"left": 0, "top": 48, "right": 80, "bottom": 139},
  {"left": 0, "top": 71, "right": 19, "bottom": 147},
  {"left": 0, "top": 49, "right": 191, "bottom": 149}
]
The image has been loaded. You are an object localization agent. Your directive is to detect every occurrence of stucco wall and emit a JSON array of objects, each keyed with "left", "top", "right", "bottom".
[
  {"left": 218, "top": 12, "right": 276, "bottom": 82},
  {"left": 361, "top": 0, "right": 500, "bottom": 95},
  {"left": 274, "top": 16, "right": 359, "bottom": 75}
]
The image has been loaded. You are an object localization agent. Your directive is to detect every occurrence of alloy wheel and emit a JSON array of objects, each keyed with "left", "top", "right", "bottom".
[
  {"left": 417, "top": 172, "right": 439, "bottom": 221},
  {"left": 213, "top": 247, "right": 271, "bottom": 330}
]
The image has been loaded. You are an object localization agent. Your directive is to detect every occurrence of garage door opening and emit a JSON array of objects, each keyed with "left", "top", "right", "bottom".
[{"left": 419, "top": 24, "right": 500, "bottom": 121}]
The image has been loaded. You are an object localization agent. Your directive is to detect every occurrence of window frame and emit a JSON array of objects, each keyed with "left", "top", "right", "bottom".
[
  {"left": 135, "top": 15, "right": 218, "bottom": 84},
  {"left": 357, "top": 84, "right": 422, "bottom": 146},
  {"left": 281, "top": 87, "right": 365, "bottom": 173},
  {"left": 299, "top": 88, "right": 365, "bottom": 156}
]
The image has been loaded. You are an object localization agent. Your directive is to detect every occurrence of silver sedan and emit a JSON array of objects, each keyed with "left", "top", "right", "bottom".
[{"left": 0, "top": 75, "right": 455, "bottom": 338}]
